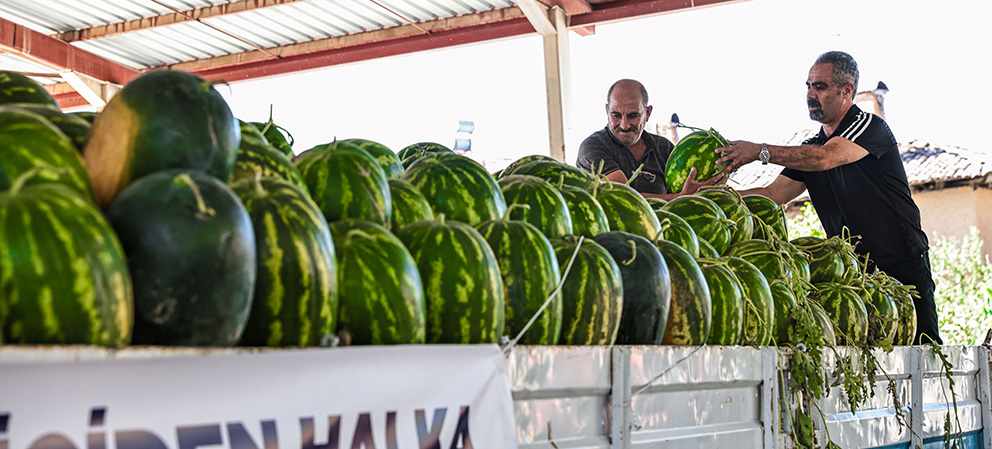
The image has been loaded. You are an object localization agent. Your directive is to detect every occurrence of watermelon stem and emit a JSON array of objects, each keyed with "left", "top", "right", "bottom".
[
  {"left": 6, "top": 166, "right": 69, "bottom": 196},
  {"left": 556, "top": 171, "right": 566, "bottom": 189},
  {"left": 173, "top": 173, "right": 216, "bottom": 217},
  {"left": 626, "top": 163, "right": 644, "bottom": 186},
  {"left": 502, "top": 203, "right": 531, "bottom": 220},
  {"left": 622, "top": 240, "right": 637, "bottom": 266},
  {"left": 251, "top": 171, "right": 266, "bottom": 196}
]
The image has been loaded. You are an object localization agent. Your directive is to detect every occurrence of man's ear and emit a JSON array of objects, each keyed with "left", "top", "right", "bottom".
[{"left": 645, "top": 105, "right": 654, "bottom": 121}]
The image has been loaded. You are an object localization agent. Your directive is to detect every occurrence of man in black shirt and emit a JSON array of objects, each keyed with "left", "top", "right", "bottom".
[
  {"left": 714, "top": 51, "right": 941, "bottom": 345},
  {"left": 576, "top": 79, "right": 720, "bottom": 199}
]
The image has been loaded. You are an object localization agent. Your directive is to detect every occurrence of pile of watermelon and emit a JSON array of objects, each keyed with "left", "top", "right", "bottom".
[{"left": 0, "top": 69, "right": 916, "bottom": 350}]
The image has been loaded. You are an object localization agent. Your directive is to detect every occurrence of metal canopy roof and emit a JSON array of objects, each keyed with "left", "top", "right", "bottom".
[{"left": 0, "top": 0, "right": 745, "bottom": 109}]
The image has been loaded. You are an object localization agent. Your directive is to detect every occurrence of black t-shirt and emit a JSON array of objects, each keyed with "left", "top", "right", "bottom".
[
  {"left": 576, "top": 127, "right": 674, "bottom": 194},
  {"left": 781, "top": 105, "right": 928, "bottom": 269}
]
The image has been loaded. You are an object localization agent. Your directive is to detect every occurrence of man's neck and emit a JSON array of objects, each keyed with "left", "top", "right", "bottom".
[
  {"left": 626, "top": 138, "right": 647, "bottom": 160},
  {"left": 821, "top": 103, "right": 854, "bottom": 137}
]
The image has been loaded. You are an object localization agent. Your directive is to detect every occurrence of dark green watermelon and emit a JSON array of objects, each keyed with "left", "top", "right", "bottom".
[
  {"left": 862, "top": 280, "right": 898, "bottom": 346},
  {"left": 656, "top": 240, "right": 711, "bottom": 345},
  {"left": 664, "top": 128, "right": 730, "bottom": 193},
  {"left": 3, "top": 103, "right": 91, "bottom": 152},
  {"left": 239, "top": 119, "right": 269, "bottom": 143},
  {"left": 769, "top": 280, "right": 798, "bottom": 344},
  {"left": 250, "top": 119, "right": 294, "bottom": 156},
  {"left": 0, "top": 108, "right": 94, "bottom": 200},
  {"left": 499, "top": 175, "right": 573, "bottom": 237},
  {"left": 550, "top": 235, "right": 623, "bottom": 345},
  {"left": 401, "top": 153, "right": 506, "bottom": 226},
  {"left": 593, "top": 231, "right": 671, "bottom": 345},
  {"left": 791, "top": 236, "right": 847, "bottom": 285},
  {"left": 646, "top": 198, "right": 667, "bottom": 209},
  {"left": 398, "top": 142, "right": 452, "bottom": 168},
  {"left": 726, "top": 239, "right": 793, "bottom": 284},
  {"left": 698, "top": 238, "right": 719, "bottom": 258}
]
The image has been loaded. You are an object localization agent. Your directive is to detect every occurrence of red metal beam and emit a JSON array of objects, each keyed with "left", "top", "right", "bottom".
[
  {"left": 571, "top": 0, "right": 747, "bottom": 27},
  {"left": 0, "top": 17, "right": 140, "bottom": 85}
]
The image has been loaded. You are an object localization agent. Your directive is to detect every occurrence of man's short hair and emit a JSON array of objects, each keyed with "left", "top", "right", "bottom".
[
  {"left": 815, "top": 51, "right": 859, "bottom": 99},
  {"left": 607, "top": 79, "right": 649, "bottom": 106}
]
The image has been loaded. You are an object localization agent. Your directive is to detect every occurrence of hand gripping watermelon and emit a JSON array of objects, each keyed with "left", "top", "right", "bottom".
[
  {"left": 593, "top": 231, "right": 671, "bottom": 345},
  {"left": 664, "top": 126, "right": 730, "bottom": 193}
]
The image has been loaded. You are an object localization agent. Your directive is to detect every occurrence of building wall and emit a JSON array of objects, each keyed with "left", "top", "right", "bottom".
[{"left": 913, "top": 187, "right": 992, "bottom": 257}]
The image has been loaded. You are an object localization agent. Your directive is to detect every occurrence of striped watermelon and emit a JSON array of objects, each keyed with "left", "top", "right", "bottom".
[
  {"left": 231, "top": 177, "right": 337, "bottom": 347},
  {"left": 0, "top": 71, "right": 58, "bottom": 108},
  {"left": 726, "top": 257, "right": 775, "bottom": 346},
  {"left": 295, "top": 140, "right": 391, "bottom": 226},
  {"left": 558, "top": 184, "right": 609, "bottom": 238},
  {"left": 239, "top": 119, "right": 269, "bottom": 143},
  {"left": 229, "top": 135, "right": 309, "bottom": 195},
  {"left": 697, "top": 260, "right": 744, "bottom": 345},
  {"left": 654, "top": 209, "right": 700, "bottom": 258},
  {"left": 328, "top": 220, "right": 425, "bottom": 345},
  {"left": 646, "top": 198, "right": 667, "bottom": 209},
  {"left": 697, "top": 187, "right": 753, "bottom": 245},
  {"left": 0, "top": 108, "right": 94, "bottom": 200},
  {"left": 840, "top": 249, "right": 862, "bottom": 283},
  {"left": 510, "top": 160, "right": 595, "bottom": 189},
  {"left": 698, "top": 238, "right": 719, "bottom": 258},
  {"left": 398, "top": 142, "right": 452, "bottom": 168},
  {"left": 743, "top": 194, "right": 788, "bottom": 241},
  {"left": 499, "top": 154, "right": 557, "bottom": 178},
  {"left": 341, "top": 138, "right": 404, "bottom": 180},
  {"left": 550, "top": 235, "right": 623, "bottom": 345},
  {"left": 249, "top": 119, "right": 294, "bottom": 156},
  {"left": 656, "top": 240, "right": 711, "bottom": 345},
  {"left": 593, "top": 231, "right": 671, "bottom": 345},
  {"left": 891, "top": 281, "right": 918, "bottom": 345},
  {"left": 499, "top": 175, "right": 573, "bottom": 237},
  {"left": 812, "top": 283, "right": 869, "bottom": 345},
  {"left": 477, "top": 218, "right": 562, "bottom": 345},
  {"left": 107, "top": 170, "right": 256, "bottom": 346},
  {"left": 769, "top": 280, "right": 798, "bottom": 344},
  {"left": 791, "top": 236, "right": 847, "bottom": 284},
  {"left": 388, "top": 179, "right": 435, "bottom": 231},
  {"left": 809, "top": 300, "right": 838, "bottom": 346},
  {"left": 863, "top": 280, "right": 898, "bottom": 345},
  {"left": 70, "top": 111, "right": 99, "bottom": 124},
  {"left": 661, "top": 195, "right": 733, "bottom": 255},
  {"left": 726, "top": 239, "right": 793, "bottom": 284},
  {"left": 84, "top": 70, "right": 240, "bottom": 207},
  {"left": 401, "top": 153, "right": 507, "bottom": 226},
  {"left": 588, "top": 181, "right": 661, "bottom": 241},
  {"left": 397, "top": 217, "right": 504, "bottom": 343},
  {"left": 5, "top": 103, "right": 91, "bottom": 152},
  {"left": 664, "top": 128, "right": 730, "bottom": 193},
  {"left": 0, "top": 173, "right": 132, "bottom": 347}
]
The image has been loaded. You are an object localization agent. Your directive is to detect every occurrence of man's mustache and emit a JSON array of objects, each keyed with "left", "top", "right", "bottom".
[
  {"left": 807, "top": 99, "right": 821, "bottom": 109},
  {"left": 614, "top": 126, "right": 637, "bottom": 133}
]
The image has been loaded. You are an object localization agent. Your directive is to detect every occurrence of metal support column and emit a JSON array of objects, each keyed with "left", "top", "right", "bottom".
[
  {"left": 761, "top": 348, "right": 781, "bottom": 449},
  {"left": 911, "top": 347, "right": 925, "bottom": 448},
  {"left": 610, "top": 346, "right": 631, "bottom": 449}
]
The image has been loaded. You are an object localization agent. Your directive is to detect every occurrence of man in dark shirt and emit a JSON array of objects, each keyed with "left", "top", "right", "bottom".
[
  {"left": 714, "top": 51, "right": 941, "bottom": 345},
  {"left": 576, "top": 79, "right": 720, "bottom": 199}
]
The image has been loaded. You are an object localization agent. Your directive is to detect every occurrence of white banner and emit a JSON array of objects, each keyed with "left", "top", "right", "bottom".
[{"left": 0, "top": 345, "right": 516, "bottom": 449}]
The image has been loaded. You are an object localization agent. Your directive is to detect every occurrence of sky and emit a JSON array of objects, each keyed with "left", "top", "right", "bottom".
[{"left": 218, "top": 0, "right": 992, "bottom": 169}]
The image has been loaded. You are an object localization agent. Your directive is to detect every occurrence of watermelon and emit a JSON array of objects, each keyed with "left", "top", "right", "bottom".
[
  {"left": 106, "top": 170, "right": 256, "bottom": 346},
  {"left": 250, "top": 119, "right": 294, "bottom": 156},
  {"left": 295, "top": 140, "right": 391, "bottom": 226},
  {"left": 341, "top": 138, "right": 404, "bottom": 180},
  {"left": 892, "top": 284, "right": 918, "bottom": 346},
  {"left": 0, "top": 172, "right": 132, "bottom": 347},
  {"left": 229, "top": 135, "right": 309, "bottom": 195},
  {"left": 558, "top": 184, "right": 609, "bottom": 238},
  {"left": 84, "top": 70, "right": 240, "bottom": 207},
  {"left": 550, "top": 235, "right": 623, "bottom": 345},
  {"left": 231, "top": 177, "right": 337, "bottom": 347},
  {"left": 791, "top": 236, "right": 847, "bottom": 284},
  {"left": 697, "top": 187, "right": 754, "bottom": 245},
  {"left": 239, "top": 119, "right": 269, "bottom": 143},
  {"left": 809, "top": 300, "right": 838, "bottom": 346},
  {"left": 726, "top": 239, "right": 793, "bottom": 284},
  {"left": 812, "top": 283, "right": 869, "bottom": 345},
  {"left": 593, "top": 231, "right": 671, "bottom": 345},
  {"left": 726, "top": 257, "right": 775, "bottom": 346},
  {"left": 654, "top": 209, "right": 700, "bottom": 258},
  {"left": 401, "top": 153, "right": 507, "bottom": 226},
  {"left": 477, "top": 219, "right": 562, "bottom": 345},
  {"left": 662, "top": 194, "right": 733, "bottom": 255},
  {"left": 388, "top": 179, "right": 435, "bottom": 231},
  {"left": 499, "top": 175, "right": 573, "bottom": 238},
  {"left": 588, "top": 181, "right": 661, "bottom": 241},
  {"left": 0, "top": 71, "right": 58, "bottom": 108},
  {"left": 70, "top": 111, "right": 99, "bottom": 124},
  {"left": 840, "top": 249, "right": 862, "bottom": 283},
  {"left": 743, "top": 194, "right": 788, "bottom": 241},
  {"left": 510, "top": 160, "right": 595, "bottom": 189},
  {"left": 862, "top": 281, "right": 898, "bottom": 345},
  {"left": 4, "top": 103, "right": 91, "bottom": 151},
  {"left": 698, "top": 238, "right": 719, "bottom": 258},
  {"left": 0, "top": 108, "right": 94, "bottom": 200},
  {"left": 646, "top": 198, "right": 667, "bottom": 209},
  {"left": 698, "top": 261, "right": 744, "bottom": 345},
  {"left": 328, "top": 220, "right": 425, "bottom": 345},
  {"left": 499, "top": 154, "right": 557, "bottom": 178},
  {"left": 656, "top": 240, "right": 711, "bottom": 345},
  {"left": 769, "top": 280, "right": 798, "bottom": 344},
  {"left": 398, "top": 142, "right": 452, "bottom": 168},
  {"left": 664, "top": 128, "right": 730, "bottom": 193},
  {"left": 397, "top": 217, "right": 504, "bottom": 343}
]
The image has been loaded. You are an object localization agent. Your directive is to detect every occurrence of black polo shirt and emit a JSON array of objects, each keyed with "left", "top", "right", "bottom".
[
  {"left": 576, "top": 127, "right": 674, "bottom": 194},
  {"left": 781, "top": 105, "right": 928, "bottom": 269}
]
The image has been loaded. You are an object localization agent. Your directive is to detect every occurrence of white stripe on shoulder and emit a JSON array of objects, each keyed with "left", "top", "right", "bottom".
[{"left": 840, "top": 111, "right": 872, "bottom": 142}]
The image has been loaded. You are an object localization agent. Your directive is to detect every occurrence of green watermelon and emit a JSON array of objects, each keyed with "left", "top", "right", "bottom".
[
  {"left": 0, "top": 108, "right": 94, "bottom": 200},
  {"left": 250, "top": 119, "right": 294, "bottom": 156},
  {"left": 726, "top": 257, "right": 775, "bottom": 346},
  {"left": 398, "top": 142, "right": 452, "bottom": 168},
  {"left": 107, "top": 170, "right": 256, "bottom": 346},
  {"left": 812, "top": 283, "right": 869, "bottom": 345},
  {"left": 698, "top": 261, "right": 744, "bottom": 345},
  {"left": 840, "top": 249, "right": 862, "bottom": 283},
  {"left": 239, "top": 119, "right": 269, "bottom": 143},
  {"left": 229, "top": 135, "right": 309, "bottom": 195},
  {"left": 664, "top": 128, "right": 730, "bottom": 193},
  {"left": 769, "top": 280, "right": 798, "bottom": 344},
  {"left": 697, "top": 187, "right": 754, "bottom": 245},
  {"left": 726, "top": 239, "right": 793, "bottom": 284},
  {"left": 341, "top": 138, "right": 404, "bottom": 180},
  {"left": 397, "top": 217, "right": 504, "bottom": 343},
  {"left": 892, "top": 283, "right": 918, "bottom": 346},
  {"left": 0, "top": 71, "right": 58, "bottom": 108},
  {"left": 809, "top": 300, "right": 838, "bottom": 346},
  {"left": 646, "top": 198, "right": 667, "bottom": 209},
  {"left": 231, "top": 177, "right": 337, "bottom": 347},
  {"left": 743, "top": 194, "right": 788, "bottom": 241},
  {"left": 401, "top": 153, "right": 507, "bottom": 226},
  {"left": 662, "top": 194, "right": 733, "bottom": 255},
  {"left": 3, "top": 103, "right": 91, "bottom": 151},
  {"left": 656, "top": 240, "right": 711, "bottom": 345},
  {"left": 388, "top": 179, "right": 435, "bottom": 231},
  {"left": 550, "top": 235, "right": 623, "bottom": 345},
  {"left": 593, "top": 231, "right": 671, "bottom": 345},
  {"left": 558, "top": 184, "right": 609, "bottom": 238},
  {"left": 84, "top": 70, "right": 240, "bottom": 207},
  {"left": 70, "top": 111, "right": 99, "bottom": 124},
  {"left": 477, "top": 219, "right": 562, "bottom": 345},
  {"left": 499, "top": 175, "right": 573, "bottom": 237},
  {"left": 328, "top": 220, "right": 425, "bottom": 345},
  {"left": 654, "top": 209, "right": 700, "bottom": 258},
  {"left": 698, "top": 238, "right": 719, "bottom": 258},
  {"left": 295, "top": 140, "right": 391, "bottom": 226},
  {"left": 588, "top": 181, "right": 661, "bottom": 241},
  {"left": 499, "top": 154, "right": 557, "bottom": 178},
  {"left": 791, "top": 236, "right": 846, "bottom": 284},
  {"left": 509, "top": 160, "right": 595, "bottom": 189},
  {"left": 863, "top": 280, "right": 898, "bottom": 345},
  {"left": 0, "top": 172, "right": 132, "bottom": 347}
]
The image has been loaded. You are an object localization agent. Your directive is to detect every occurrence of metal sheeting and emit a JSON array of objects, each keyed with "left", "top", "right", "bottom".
[{"left": 0, "top": 54, "right": 62, "bottom": 84}]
